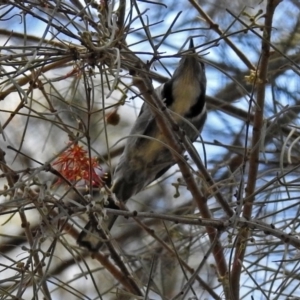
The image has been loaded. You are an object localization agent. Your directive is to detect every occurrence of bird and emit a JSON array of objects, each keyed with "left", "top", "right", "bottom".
[{"left": 77, "top": 39, "right": 207, "bottom": 251}]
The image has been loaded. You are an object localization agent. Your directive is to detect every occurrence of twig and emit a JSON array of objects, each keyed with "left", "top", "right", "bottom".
[{"left": 188, "top": 0, "right": 255, "bottom": 70}]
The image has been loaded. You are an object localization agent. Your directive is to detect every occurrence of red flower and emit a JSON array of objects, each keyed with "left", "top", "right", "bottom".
[{"left": 53, "top": 144, "right": 104, "bottom": 187}]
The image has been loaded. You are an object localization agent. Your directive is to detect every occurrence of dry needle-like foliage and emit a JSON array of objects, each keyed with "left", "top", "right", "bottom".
[{"left": 1, "top": 0, "right": 300, "bottom": 299}]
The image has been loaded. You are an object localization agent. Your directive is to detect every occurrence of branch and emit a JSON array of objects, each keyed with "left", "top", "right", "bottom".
[
  {"left": 230, "top": 1, "right": 282, "bottom": 298},
  {"left": 133, "top": 75, "right": 229, "bottom": 295}
]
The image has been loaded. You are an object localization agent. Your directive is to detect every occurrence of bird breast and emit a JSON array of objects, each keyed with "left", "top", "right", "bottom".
[{"left": 171, "top": 78, "right": 202, "bottom": 120}]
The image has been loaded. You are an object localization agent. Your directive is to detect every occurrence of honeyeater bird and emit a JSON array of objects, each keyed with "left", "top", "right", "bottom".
[{"left": 77, "top": 39, "right": 207, "bottom": 251}]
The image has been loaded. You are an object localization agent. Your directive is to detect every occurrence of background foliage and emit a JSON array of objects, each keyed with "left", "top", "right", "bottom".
[{"left": 1, "top": 0, "right": 300, "bottom": 299}]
